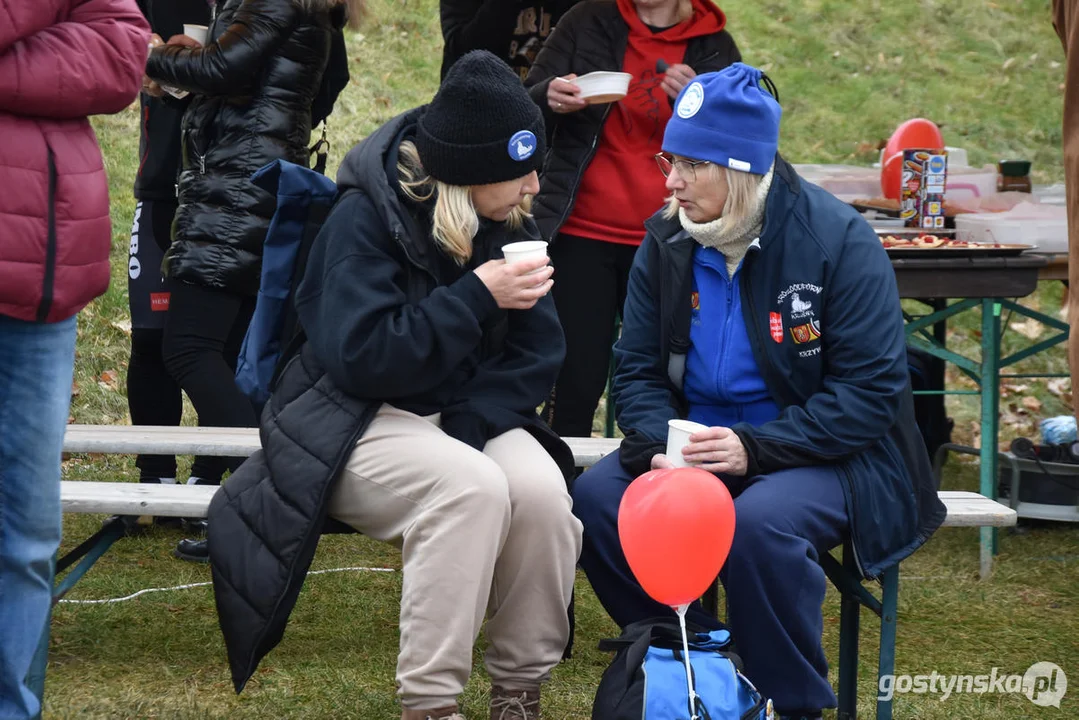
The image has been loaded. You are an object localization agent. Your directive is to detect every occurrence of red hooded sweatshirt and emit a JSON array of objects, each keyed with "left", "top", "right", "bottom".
[{"left": 560, "top": 0, "right": 727, "bottom": 245}]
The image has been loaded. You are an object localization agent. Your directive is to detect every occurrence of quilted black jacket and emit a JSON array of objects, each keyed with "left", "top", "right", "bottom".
[{"left": 145, "top": 0, "right": 347, "bottom": 294}]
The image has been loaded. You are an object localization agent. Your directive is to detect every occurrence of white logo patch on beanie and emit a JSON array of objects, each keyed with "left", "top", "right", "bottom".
[
  {"left": 728, "top": 158, "right": 751, "bottom": 172},
  {"left": 508, "top": 130, "right": 537, "bottom": 162},
  {"left": 676, "top": 81, "right": 705, "bottom": 119}
]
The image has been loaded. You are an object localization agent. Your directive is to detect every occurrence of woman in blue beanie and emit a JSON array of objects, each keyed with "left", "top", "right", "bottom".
[{"left": 570, "top": 62, "right": 946, "bottom": 719}]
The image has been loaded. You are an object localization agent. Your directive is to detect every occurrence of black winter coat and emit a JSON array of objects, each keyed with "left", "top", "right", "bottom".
[
  {"left": 146, "top": 0, "right": 347, "bottom": 295},
  {"left": 523, "top": 0, "right": 740, "bottom": 242},
  {"left": 207, "top": 109, "right": 575, "bottom": 692}
]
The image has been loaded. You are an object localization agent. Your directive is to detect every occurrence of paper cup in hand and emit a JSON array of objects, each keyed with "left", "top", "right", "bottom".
[
  {"left": 502, "top": 241, "right": 549, "bottom": 275},
  {"left": 666, "top": 419, "right": 710, "bottom": 468},
  {"left": 183, "top": 24, "right": 209, "bottom": 45}
]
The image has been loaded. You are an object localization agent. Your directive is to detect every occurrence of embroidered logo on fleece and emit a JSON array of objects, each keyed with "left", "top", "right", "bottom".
[
  {"left": 790, "top": 319, "right": 821, "bottom": 344},
  {"left": 769, "top": 312, "right": 783, "bottom": 343}
]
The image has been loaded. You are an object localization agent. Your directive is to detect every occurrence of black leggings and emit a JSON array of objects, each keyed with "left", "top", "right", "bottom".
[
  {"left": 161, "top": 278, "right": 258, "bottom": 483},
  {"left": 541, "top": 234, "right": 638, "bottom": 438},
  {"left": 127, "top": 200, "right": 185, "bottom": 480}
]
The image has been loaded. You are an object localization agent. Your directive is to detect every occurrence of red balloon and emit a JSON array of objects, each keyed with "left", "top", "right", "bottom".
[{"left": 617, "top": 467, "right": 736, "bottom": 607}]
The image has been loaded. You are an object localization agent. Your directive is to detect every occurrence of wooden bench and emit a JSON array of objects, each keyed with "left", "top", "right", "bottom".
[{"left": 54, "top": 425, "right": 1016, "bottom": 720}]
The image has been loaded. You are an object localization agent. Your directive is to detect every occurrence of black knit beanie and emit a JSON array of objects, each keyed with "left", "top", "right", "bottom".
[{"left": 416, "top": 50, "right": 546, "bottom": 186}]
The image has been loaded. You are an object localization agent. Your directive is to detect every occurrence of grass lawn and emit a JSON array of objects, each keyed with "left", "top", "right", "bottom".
[{"left": 48, "top": 0, "right": 1077, "bottom": 717}]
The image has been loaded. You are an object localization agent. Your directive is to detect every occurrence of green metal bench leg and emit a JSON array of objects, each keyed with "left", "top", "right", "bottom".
[
  {"left": 836, "top": 544, "right": 860, "bottom": 720},
  {"left": 978, "top": 299, "right": 1001, "bottom": 578},
  {"left": 876, "top": 565, "right": 899, "bottom": 720}
]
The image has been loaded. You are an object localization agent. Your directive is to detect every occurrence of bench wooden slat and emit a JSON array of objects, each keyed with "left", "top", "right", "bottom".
[
  {"left": 62, "top": 425, "right": 622, "bottom": 467},
  {"left": 937, "top": 491, "right": 1017, "bottom": 528},
  {"left": 63, "top": 425, "right": 262, "bottom": 457},
  {"left": 61, "top": 481, "right": 218, "bottom": 517},
  {"left": 60, "top": 484, "right": 1018, "bottom": 530}
]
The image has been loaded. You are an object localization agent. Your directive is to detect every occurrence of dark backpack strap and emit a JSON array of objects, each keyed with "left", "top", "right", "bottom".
[{"left": 269, "top": 197, "right": 333, "bottom": 391}]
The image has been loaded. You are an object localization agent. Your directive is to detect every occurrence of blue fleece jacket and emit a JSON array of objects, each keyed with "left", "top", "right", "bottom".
[{"left": 685, "top": 245, "right": 779, "bottom": 429}]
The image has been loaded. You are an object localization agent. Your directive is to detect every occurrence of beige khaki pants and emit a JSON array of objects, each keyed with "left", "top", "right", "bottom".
[{"left": 328, "top": 404, "right": 583, "bottom": 710}]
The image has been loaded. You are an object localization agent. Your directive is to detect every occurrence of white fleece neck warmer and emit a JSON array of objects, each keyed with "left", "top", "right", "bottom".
[{"left": 679, "top": 163, "right": 775, "bottom": 277}]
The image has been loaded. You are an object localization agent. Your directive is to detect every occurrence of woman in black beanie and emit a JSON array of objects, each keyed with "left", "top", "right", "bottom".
[{"left": 206, "top": 51, "right": 581, "bottom": 720}]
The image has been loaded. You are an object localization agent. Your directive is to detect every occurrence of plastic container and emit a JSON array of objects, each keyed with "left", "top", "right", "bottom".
[
  {"left": 792, "top": 164, "right": 880, "bottom": 202},
  {"left": 571, "top": 72, "right": 632, "bottom": 104},
  {"left": 954, "top": 211, "right": 1067, "bottom": 253},
  {"left": 945, "top": 165, "right": 998, "bottom": 202}
]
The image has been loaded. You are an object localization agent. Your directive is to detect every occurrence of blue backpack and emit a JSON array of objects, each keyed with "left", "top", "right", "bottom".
[
  {"left": 235, "top": 160, "right": 337, "bottom": 412},
  {"left": 593, "top": 619, "right": 773, "bottom": 720}
]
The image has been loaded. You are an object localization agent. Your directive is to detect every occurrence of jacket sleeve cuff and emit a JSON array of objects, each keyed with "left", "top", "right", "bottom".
[
  {"left": 441, "top": 407, "right": 489, "bottom": 451},
  {"left": 618, "top": 431, "right": 666, "bottom": 479},
  {"left": 452, "top": 271, "right": 499, "bottom": 325},
  {"left": 732, "top": 425, "right": 762, "bottom": 478}
]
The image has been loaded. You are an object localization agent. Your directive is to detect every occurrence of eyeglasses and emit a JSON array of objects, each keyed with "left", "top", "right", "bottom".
[{"left": 655, "top": 153, "right": 712, "bottom": 182}]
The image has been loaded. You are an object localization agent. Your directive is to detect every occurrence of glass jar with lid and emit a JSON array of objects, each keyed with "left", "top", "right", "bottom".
[{"left": 997, "top": 159, "right": 1032, "bottom": 193}]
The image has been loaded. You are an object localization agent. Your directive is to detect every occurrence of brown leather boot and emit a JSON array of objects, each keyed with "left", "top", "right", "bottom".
[
  {"left": 489, "top": 686, "right": 540, "bottom": 720},
  {"left": 400, "top": 705, "right": 465, "bottom": 720}
]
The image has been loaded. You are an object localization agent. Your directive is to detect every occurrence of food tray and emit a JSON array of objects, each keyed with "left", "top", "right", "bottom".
[
  {"left": 874, "top": 227, "right": 956, "bottom": 238},
  {"left": 885, "top": 242, "right": 1033, "bottom": 259}
]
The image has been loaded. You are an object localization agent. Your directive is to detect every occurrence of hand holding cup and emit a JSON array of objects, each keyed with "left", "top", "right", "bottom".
[{"left": 474, "top": 257, "right": 553, "bottom": 310}]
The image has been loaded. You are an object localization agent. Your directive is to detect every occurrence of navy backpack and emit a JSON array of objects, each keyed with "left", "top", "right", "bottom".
[
  {"left": 235, "top": 160, "right": 337, "bottom": 412},
  {"left": 593, "top": 618, "right": 774, "bottom": 720}
]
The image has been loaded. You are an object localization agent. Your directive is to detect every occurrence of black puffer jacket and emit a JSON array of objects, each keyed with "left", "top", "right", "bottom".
[
  {"left": 207, "top": 110, "right": 575, "bottom": 692},
  {"left": 146, "top": 0, "right": 347, "bottom": 295},
  {"left": 523, "top": 0, "right": 740, "bottom": 242}
]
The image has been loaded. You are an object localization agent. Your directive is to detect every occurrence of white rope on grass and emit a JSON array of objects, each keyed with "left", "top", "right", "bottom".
[{"left": 57, "top": 566, "right": 397, "bottom": 605}]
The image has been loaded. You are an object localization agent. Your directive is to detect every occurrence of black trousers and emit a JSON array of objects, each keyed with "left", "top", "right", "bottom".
[
  {"left": 541, "top": 234, "right": 639, "bottom": 438},
  {"left": 127, "top": 200, "right": 186, "bottom": 480},
  {"left": 161, "top": 277, "right": 257, "bottom": 483}
]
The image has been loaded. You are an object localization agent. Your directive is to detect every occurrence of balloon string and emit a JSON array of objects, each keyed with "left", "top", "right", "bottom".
[{"left": 676, "top": 603, "right": 700, "bottom": 720}]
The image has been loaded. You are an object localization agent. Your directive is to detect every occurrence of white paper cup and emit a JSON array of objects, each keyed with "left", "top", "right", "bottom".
[
  {"left": 502, "top": 240, "right": 549, "bottom": 274},
  {"left": 666, "top": 419, "right": 710, "bottom": 468},
  {"left": 183, "top": 24, "right": 209, "bottom": 45},
  {"left": 573, "top": 71, "right": 632, "bottom": 104}
]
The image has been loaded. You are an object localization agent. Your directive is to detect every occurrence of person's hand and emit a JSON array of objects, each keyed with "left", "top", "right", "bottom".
[
  {"left": 661, "top": 63, "right": 697, "bottom": 100},
  {"left": 650, "top": 453, "right": 676, "bottom": 470},
  {"left": 142, "top": 77, "right": 165, "bottom": 97},
  {"left": 166, "top": 33, "right": 202, "bottom": 48},
  {"left": 548, "top": 74, "right": 587, "bottom": 114},
  {"left": 474, "top": 258, "right": 554, "bottom": 310},
  {"left": 682, "top": 426, "right": 748, "bottom": 476}
]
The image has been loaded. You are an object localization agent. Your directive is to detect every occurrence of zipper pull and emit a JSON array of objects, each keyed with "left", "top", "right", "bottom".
[{"left": 198, "top": 154, "right": 206, "bottom": 175}]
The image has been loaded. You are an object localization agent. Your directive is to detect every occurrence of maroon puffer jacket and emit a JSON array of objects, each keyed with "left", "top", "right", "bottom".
[{"left": 0, "top": 0, "right": 149, "bottom": 323}]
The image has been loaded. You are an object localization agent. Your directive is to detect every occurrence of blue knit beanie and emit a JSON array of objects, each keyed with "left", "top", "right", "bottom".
[{"left": 663, "top": 62, "right": 781, "bottom": 175}]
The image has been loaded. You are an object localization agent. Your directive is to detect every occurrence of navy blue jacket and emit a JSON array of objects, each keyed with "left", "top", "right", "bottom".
[{"left": 612, "top": 157, "right": 946, "bottom": 579}]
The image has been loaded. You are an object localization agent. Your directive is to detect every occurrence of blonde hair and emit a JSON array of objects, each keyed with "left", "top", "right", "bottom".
[
  {"left": 396, "top": 140, "right": 531, "bottom": 265},
  {"left": 663, "top": 163, "right": 765, "bottom": 226}
]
